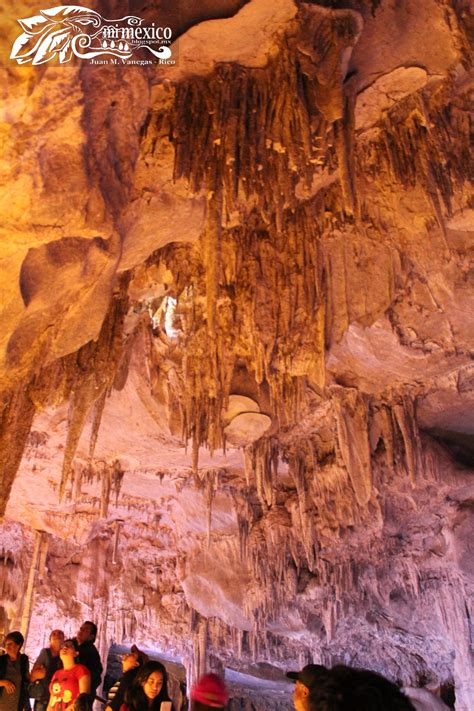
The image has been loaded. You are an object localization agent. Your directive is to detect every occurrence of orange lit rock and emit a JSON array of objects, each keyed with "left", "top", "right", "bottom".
[{"left": 0, "top": 0, "right": 472, "bottom": 707}]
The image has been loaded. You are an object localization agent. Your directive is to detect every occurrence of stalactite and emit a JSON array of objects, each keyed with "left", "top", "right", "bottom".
[
  {"left": 393, "top": 396, "right": 420, "bottom": 486},
  {"left": 159, "top": 39, "right": 338, "bottom": 460},
  {"left": 245, "top": 438, "right": 278, "bottom": 510},
  {"left": 236, "top": 504, "right": 251, "bottom": 566},
  {"left": 61, "top": 379, "right": 101, "bottom": 500},
  {"left": 155, "top": 198, "right": 326, "bottom": 464},
  {"left": 111, "top": 459, "right": 125, "bottom": 505},
  {"left": 226, "top": 407, "right": 452, "bottom": 653},
  {"left": 0, "top": 354, "right": 82, "bottom": 516},
  {"left": 99, "top": 462, "right": 112, "bottom": 518},
  {"left": 334, "top": 389, "right": 372, "bottom": 506},
  {"left": 111, "top": 519, "right": 122, "bottom": 565},
  {"left": 434, "top": 578, "right": 474, "bottom": 709},
  {"left": 345, "top": 91, "right": 358, "bottom": 216},
  {"left": 0, "top": 550, "right": 17, "bottom": 603},
  {"left": 0, "top": 385, "right": 36, "bottom": 517},
  {"left": 188, "top": 610, "right": 209, "bottom": 686},
  {"left": 172, "top": 49, "right": 332, "bottom": 224},
  {"left": 356, "top": 81, "right": 471, "bottom": 219},
  {"left": 193, "top": 468, "right": 219, "bottom": 548},
  {"left": 380, "top": 405, "right": 395, "bottom": 469},
  {"left": 88, "top": 390, "right": 107, "bottom": 461},
  {"left": 59, "top": 276, "right": 130, "bottom": 499},
  {"left": 334, "top": 110, "right": 357, "bottom": 216},
  {"left": 1, "top": 273, "right": 132, "bottom": 512},
  {"left": 237, "top": 496, "right": 301, "bottom": 634},
  {"left": 288, "top": 446, "right": 317, "bottom": 571}
]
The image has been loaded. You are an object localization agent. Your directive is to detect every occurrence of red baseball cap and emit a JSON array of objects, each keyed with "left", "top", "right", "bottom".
[{"left": 191, "top": 673, "right": 228, "bottom": 707}]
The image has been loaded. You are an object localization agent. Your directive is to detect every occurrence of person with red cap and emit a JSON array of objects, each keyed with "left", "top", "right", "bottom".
[{"left": 190, "top": 673, "right": 228, "bottom": 711}]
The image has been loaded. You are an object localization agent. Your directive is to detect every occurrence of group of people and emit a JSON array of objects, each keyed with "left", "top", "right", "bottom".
[
  {"left": 0, "top": 626, "right": 176, "bottom": 711},
  {"left": 0, "top": 626, "right": 452, "bottom": 711},
  {"left": 0, "top": 624, "right": 102, "bottom": 711}
]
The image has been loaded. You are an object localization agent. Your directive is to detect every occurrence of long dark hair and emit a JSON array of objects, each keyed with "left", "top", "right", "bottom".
[
  {"left": 308, "top": 666, "right": 416, "bottom": 711},
  {"left": 126, "top": 661, "right": 171, "bottom": 711}
]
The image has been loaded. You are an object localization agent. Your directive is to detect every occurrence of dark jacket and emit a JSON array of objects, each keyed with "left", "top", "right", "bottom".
[
  {"left": 76, "top": 642, "right": 102, "bottom": 698},
  {"left": 0, "top": 653, "right": 30, "bottom": 711},
  {"left": 107, "top": 669, "right": 138, "bottom": 711}
]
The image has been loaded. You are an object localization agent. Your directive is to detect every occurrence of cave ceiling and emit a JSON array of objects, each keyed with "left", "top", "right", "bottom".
[{"left": 0, "top": 0, "right": 473, "bottom": 707}]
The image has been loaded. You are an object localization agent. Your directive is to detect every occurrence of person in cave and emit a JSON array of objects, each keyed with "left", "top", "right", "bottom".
[
  {"left": 190, "top": 673, "right": 228, "bottom": 711},
  {"left": 306, "top": 665, "right": 416, "bottom": 711},
  {"left": 29, "top": 630, "right": 65, "bottom": 711},
  {"left": 75, "top": 623, "right": 102, "bottom": 703},
  {"left": 286, "top": 664, "right": 329, "bottom": 711},
  {"left": 0, "top": 631, "right": 30, "bottom": 711},
  {"left": 47, "top": 639, "right": 90, "bottom": 711},
  {"left": 105, "top": 646, "right": 149, "bottom": 711},
  {"left": 120, "top": 661, "right": 173, "bottom": 711}
]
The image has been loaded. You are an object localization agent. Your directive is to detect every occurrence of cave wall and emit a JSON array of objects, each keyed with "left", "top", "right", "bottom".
[{"left": 0, "top": 0, "right": 473, "bottom": 708}]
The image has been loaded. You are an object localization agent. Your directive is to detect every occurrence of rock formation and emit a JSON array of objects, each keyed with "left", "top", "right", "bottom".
[{"left": 0, "top": 0, "right": 472, "bottom": 708}]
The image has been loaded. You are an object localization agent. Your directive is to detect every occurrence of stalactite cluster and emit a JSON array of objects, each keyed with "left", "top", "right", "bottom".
[
  {"left": 130, "top": 39, "right": 474, "bottom": 666},
  {"left": 187, "top": 607, "right": 315, "bottom": 674},
  {"left": 147, "top": 30, "right": 358, "bottom": 465},
  {"left": 218, "top": 390, "right": 453, "bottom": 645},
  {"left": 69, "top": 459, "right": 125, "bottom": 517},
  {"left": 60, "top": 274, "right": 130, "bottom": 498},
  {"left": 0, "top": 549, "right": 19, "bottom": 603},
  {"left": 152, "top": 198, "right": 328, "bottom": 469},
  {"left": 356, "top": 78, "right": 473, "bottom": 221},
  {"left": 149, "top": 29, "right": 474, "bottom": 475},
  {"left": 0, "top": 275, "right": 130, "bottom": 513},
  {"left": 172, "top": 47, "right": 335, "bottom": 228}
]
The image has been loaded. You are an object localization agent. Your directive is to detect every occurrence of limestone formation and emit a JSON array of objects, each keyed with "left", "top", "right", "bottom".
[{"left": 0, "top": 0, "right": 472, "bottom": 708}]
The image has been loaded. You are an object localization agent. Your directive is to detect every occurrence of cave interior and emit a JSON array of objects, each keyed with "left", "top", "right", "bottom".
[{"left": 0, "top": 0, "right": 473, "bottom": 709}]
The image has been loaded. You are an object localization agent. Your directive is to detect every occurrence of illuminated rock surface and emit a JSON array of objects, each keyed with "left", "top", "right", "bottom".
[{"left": 0, "top": 0, "right": 472, "bottom": 708}]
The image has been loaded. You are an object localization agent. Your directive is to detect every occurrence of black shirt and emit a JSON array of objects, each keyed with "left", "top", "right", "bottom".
[{"left": 76, "top": 643, "right": 102, "bottom": 697}]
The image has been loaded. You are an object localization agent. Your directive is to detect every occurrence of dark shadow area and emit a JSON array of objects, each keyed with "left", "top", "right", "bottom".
[{"left": 426, "top": 428, "right": 474, "bottom": 468}]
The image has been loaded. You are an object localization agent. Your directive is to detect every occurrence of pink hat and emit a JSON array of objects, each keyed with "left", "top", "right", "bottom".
[{"left": 191, "top": 673, "right": 228, "bottom": 707}]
